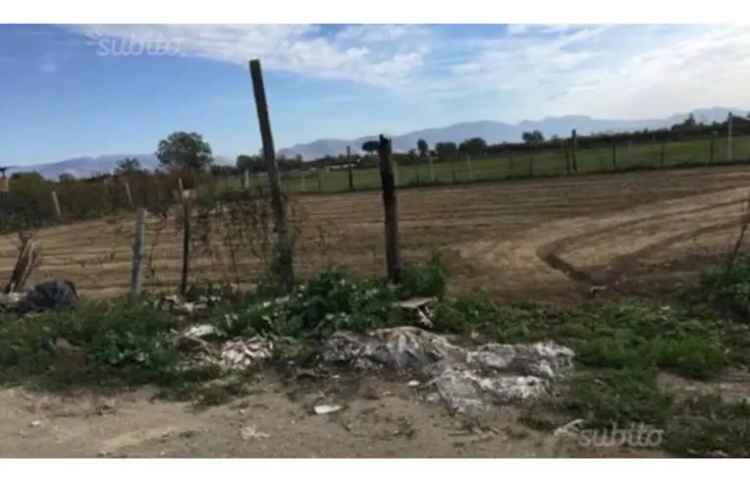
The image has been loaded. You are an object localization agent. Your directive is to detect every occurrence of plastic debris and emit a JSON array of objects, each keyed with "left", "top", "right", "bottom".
[
  {"left": 314, "top": 404, "right": 343, "bottom": 415},
  {"left": 240, "top": 425, "right": 270, "bottom": 440},
  {"left": 322, "top": 326, "right": 574, "bottom": 415}
]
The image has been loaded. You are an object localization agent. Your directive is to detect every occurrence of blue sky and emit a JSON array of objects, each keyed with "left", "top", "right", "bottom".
[{"left": 1, "top": 24, "right": 749, "bottom": 166}]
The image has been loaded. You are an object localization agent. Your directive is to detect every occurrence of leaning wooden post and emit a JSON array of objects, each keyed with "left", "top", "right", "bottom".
[
  {"left": 347, "top": 146, "right": 354, "bottom": 192},
  {"left": 571, "top": 129, "right": 578, "bottom": 173},
  {"left": 124, "top": 181, "right": 134, "bottom": 209},
  {"left": 51, "top": 190, "right": 62, "bottom": 220},
  {"left": 249, "top": 59, "right": 294, "bottom": 292},
  {"left": 728, "top": 113, "right": 734, "bottom": 162},
  {"left": 377, "top": 135, "right": 401, "bottom": 284},
  {"left": 129, "top": 207, "right": 146, "bottom": 301}
]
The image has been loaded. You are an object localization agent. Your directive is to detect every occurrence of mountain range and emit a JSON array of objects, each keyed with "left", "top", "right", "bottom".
[
  {"left": 278, "top": 107, "right": 746, "bottom": 160},
  {"left": 5, "top": 107, "right": 745, "bottom": 179}
]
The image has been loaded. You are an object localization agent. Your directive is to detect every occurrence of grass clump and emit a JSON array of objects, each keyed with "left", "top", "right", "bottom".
[
  {"left": 698, "top": 255, "right": 750, "bottom": 320},
  {"left": 397, "top": 254, "right": 447, "bottom": 299},
  {"left": 664, "top": 395, "right": 750, "bottom": 457},
  {"left": 0, "top": 299, "right": 191, "bottom": 388}
]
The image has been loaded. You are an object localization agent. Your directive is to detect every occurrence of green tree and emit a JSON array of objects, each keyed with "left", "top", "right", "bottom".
[
  {"left": 417, "top": 139, "right": 429, "bottom": 158},
  {"left": 522, "top": 130, "right": 545, "bottom": 144},
  {"left": 156, "top": 132, "right": 214, "bottom": 171},
  {"left": 236, "top": 154, "right": 265, "bottom": 174},
  {"left": 435, "top": 142, "right": 458, "bottom": 161},
  {"left": 361, "top": 140, "right": 380, "bottom": 154},
  {"left": 458, "top": 137, "right": 487, "bottom": 157},
  {"left": 114, "top": 157, "right": 143, "bottom": 176}
]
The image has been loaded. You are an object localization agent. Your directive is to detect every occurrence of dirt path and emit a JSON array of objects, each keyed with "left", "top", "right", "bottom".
[{"left": 0, "top": 369, "right": 667, "bottom": 458}]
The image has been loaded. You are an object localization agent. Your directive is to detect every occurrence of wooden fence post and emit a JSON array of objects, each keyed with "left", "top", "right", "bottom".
[
  {"left": 571, "top": 129, "right": 578, "bottom": 173},
  {"left": 129, "top": 207, "right": 146, "bottom": 301},
  {"left": 346, "top": 146, "right": 354, "bottom": 192},
  {"left": 564, "top": 141, "right": 571, "bottom": 175},
  {"left": 451, "top": 160, "right": 457, "bottom": 184},
  {"left": 660, "top": 140, "right": 666, "bottom": 167},
  {"left": 51, "top": 190, "right": 62, "bottom": 220},
  {"left": 124, "top": 181, "right": 134, "bottom": 209},
  {"left": 243, "top": 169, "right": 250, "bottom": 190},
  {"left": 728, "top": 113, "right": 734, "bottom": 162},
  {"left": 317, "top": 168, "right": 323, "bottom": 192},
  {"left": 466, "top": 155, "right": 474, "bottom": 181},
  {"left": 710, "top": 132, "right": 716, "bottom": 164},
  {"left": 249, "top": 59, "right": 294, "bottom": 292},
  {"left": 377, "top": 135, "right": 401, "bottom": 284},
  {"left": 612, "top": 142, "right": 617, "bottom": 170},
  {"left": 428, "top": 156, "right": 435, "bottom": 183}
]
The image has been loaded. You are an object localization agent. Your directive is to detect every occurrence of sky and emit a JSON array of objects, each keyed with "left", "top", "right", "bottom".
[{"left": 2, "top": 24, "right": 750, "bottom": 166}]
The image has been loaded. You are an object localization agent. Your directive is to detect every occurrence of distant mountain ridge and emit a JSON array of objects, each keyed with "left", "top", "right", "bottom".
[
  {"left": 6, "top": 107, "right": 746, "bottom": 179},
  {"left": 278, "top": 107, "right": 747, "bottom": 160},
  {"left": 6, "top": 154, "right": 232, "bottom": 180}
]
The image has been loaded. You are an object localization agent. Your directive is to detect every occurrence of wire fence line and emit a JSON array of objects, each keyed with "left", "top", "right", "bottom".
[
  {"left": 2, "top": 131, "right": 750, "bottom": 234},
  {"left": 250, "top": 132, "right": 750, "bottom": 194}
]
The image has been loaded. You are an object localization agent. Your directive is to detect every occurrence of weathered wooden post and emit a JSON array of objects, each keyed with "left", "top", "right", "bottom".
[
  {"left": 564, "top": 140, "right": 571, "bottom": 175},
  {"left": 377, "top": 135, "right": 401, "bottom": 284},
  {"left": 428, "top": 155, "right": 435, "bottom": 183},
  {"left": 571, "top": 129, "right": 578, "bottom": 173},
  {"left": 4, "top": 232, "right": 39, "bottom": 293},
  {"left": 177, "top": 180, "right": 192, "bottom": 296},
  {"left": 466, "top": 154, "right": 474, "bottom": 181},
  {"left": 660, "top": 139, "right": 666, "bottom": 167},
  {"left": 451, "top": 160, "right": 457, "bottom": 184},
  {"left": 243, "top": 169, "right": 250, "bottom": 190},
  {"left": 611, "top": 142, "right": 617, "bottom": 170},
  {"left": 124, "top": 181, "right": 134, "bottom": 209},
  {"left": 301, "top": 171, "right": 307, "bottom": 192},
  {"left": 249, "top": 59, "right": 294, "bottom": 292},
  {"left": 129, "top": 207, "right": 146, "bottom": 301},
  {"left": 728, "top": 113, "right": 734, "bottom": 162},
  {"left": 710, "top": 131, "right": 717, "bottom": 164},
  {"left": 347, "top": 146, "right": 354, "bottom": 192},
  {"left": 51, "top": 190, "right": 62, "bottom": 220}
]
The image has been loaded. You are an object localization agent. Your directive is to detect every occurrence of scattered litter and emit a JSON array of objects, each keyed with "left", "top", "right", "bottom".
[
  {"left": 240, "top": 425, "right": 270, "bottom": 441},
  {"left": 29, "top": 420, "right": 43, "bottom": 428},
  {"left": 395, "top": 297, "right": 436, "bottom": 328},
  {"left": 314, "top": 404, "right": 343, "bottom": 415},
  {"left": 322, "top": 326, "right": 574, "bottom": 415},
  {"left": 6, "top": 280, "right": 80, "bottom": 314},
  {"left": 217, "top": 337, "right": 274, "bottom": 371}
]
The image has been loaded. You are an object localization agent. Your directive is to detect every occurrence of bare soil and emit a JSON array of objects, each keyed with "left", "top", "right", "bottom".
[{"left": 3, "top": 165, "right": 750, "bottom": 457}]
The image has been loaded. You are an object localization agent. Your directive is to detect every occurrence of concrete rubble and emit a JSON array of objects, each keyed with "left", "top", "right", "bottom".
[{"left": 322, "top": 326, "right": 574, "bottom": 415}]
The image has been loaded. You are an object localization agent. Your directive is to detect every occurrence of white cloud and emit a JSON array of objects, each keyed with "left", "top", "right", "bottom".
[
  {"left": 68, "top": 24, "right": 428, "bottom": 87},
  {"left": 65, "top": 24, "right": 750, "bottom": 119}
]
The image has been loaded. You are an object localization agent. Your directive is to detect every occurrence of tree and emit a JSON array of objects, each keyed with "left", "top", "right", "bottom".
[
  {"left": 458, "top": 137, "right": 487, "bottom": 157},
  {"left": 156, "top": 132, "right": 214, "bottom": 171},
  {"left": 417, "top": 139, "right": 429, "bottom": 158},
  {"left": 236, "top": 154, "right": 265, "bottom": 174},
  {"left": 522, "top": 130, "right": 545, "bottom": 145},
  {"left": 114, "top": 157, "right": 143, "bottom": 176},
  {"left": 59, "top": 173, "right": 76, "bottom": 183},
  {"left": 435, "top": 142, "right": 458, "bottom": 161},
  {"left": 361, "top": 140, "right": 380, "bottom": 154}
]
